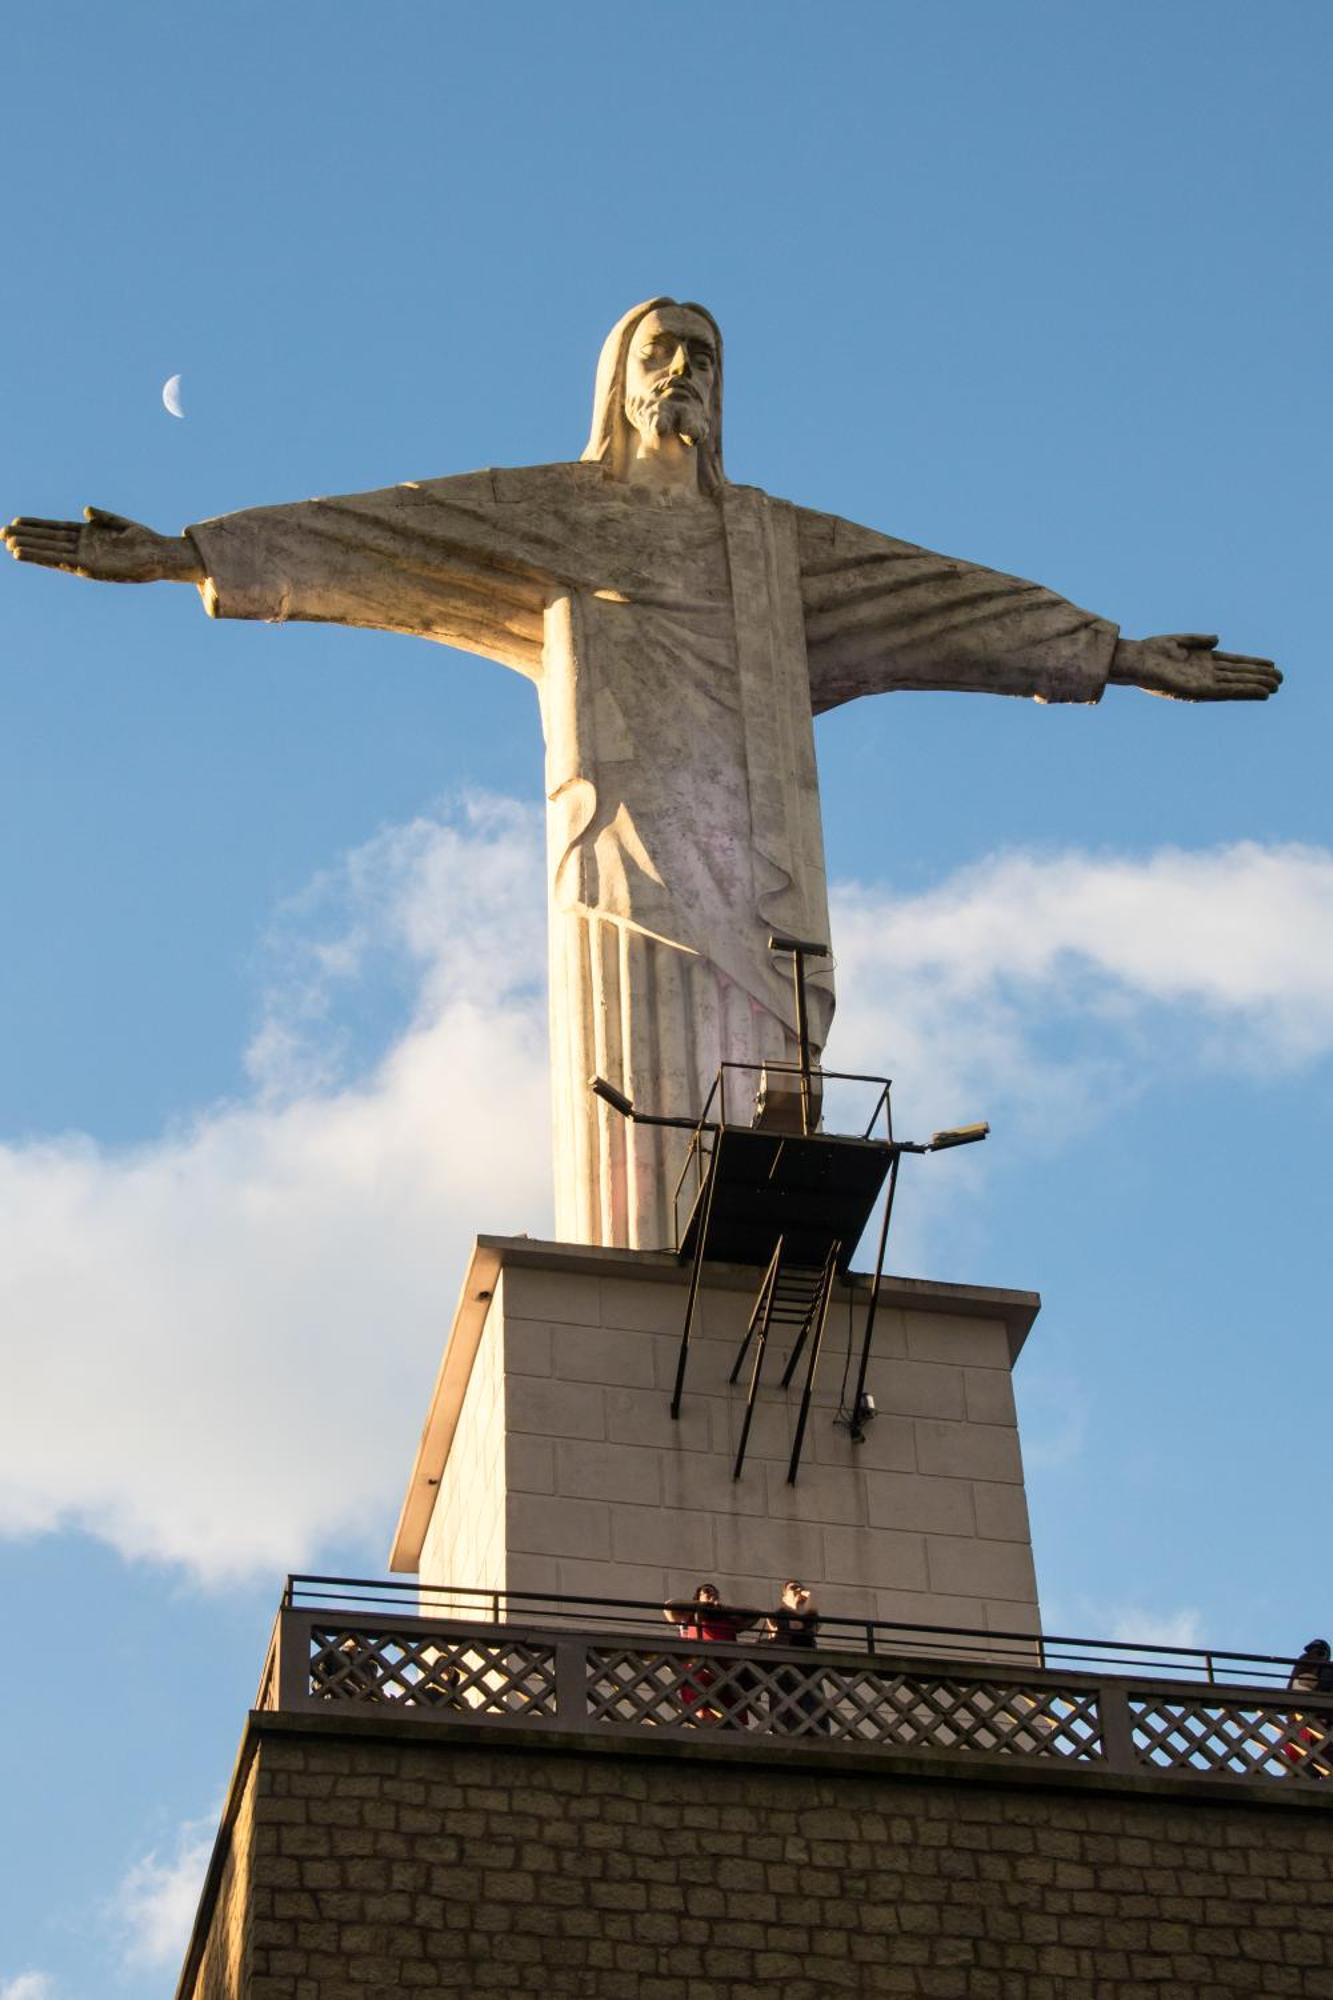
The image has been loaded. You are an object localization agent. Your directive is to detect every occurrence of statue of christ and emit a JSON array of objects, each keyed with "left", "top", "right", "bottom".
[{"left": 4, "top": 298, "right": 1279, "bottom": 1250}]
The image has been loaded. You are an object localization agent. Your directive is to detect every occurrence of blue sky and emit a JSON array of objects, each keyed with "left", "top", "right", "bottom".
[{"left": 3, "top": 3, "right": 1331, "bottom": 1993}]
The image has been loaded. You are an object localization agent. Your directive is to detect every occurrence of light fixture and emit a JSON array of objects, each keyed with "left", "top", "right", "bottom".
[{"left": 928, "top": 1121, "right": 989, "bottom": 1151}]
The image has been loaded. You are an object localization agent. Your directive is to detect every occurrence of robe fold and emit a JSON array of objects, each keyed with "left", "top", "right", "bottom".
[{"left": 188, "top": 462, "right": 1118, "bottom": 1248}]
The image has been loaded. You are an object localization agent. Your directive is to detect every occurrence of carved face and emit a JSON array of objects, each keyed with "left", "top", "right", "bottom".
[{"left": 623, "top": 306, "right": 718, "bottom": 451}]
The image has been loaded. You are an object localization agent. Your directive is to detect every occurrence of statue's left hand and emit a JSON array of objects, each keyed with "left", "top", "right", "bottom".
[
  {"left": 1112, "top": 632, "right": 1281, "bottom": 702},
  {"left": 3, "top": 507, "right": 202, "bottom": 583}
]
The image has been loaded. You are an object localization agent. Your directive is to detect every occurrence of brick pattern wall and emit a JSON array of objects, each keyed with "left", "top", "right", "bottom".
[
  {"left": 190, "top": 1754, "right": 258, "bottom": 2000},
  {"left": 191, "top": 1721, "right": 1333, "bottom": 2000},
  {"left": 418, "top": 1259, "right": 1039, "bottom": 1634}
]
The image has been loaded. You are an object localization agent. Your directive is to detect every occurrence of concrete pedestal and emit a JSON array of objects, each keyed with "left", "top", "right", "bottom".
[{"left": 390, "top": 1236, "right": 1043, "bottom": 1633}]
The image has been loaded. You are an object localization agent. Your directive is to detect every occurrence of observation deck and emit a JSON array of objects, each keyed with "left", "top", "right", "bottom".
[{"left": 257, "top": 1575, "right": 1333, "bottom": 1801}]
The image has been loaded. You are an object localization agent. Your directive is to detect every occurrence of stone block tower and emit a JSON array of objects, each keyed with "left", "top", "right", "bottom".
[
  {"left": 390, "top": 1236, "right": 1043, "bottom": 1637},
  {"left": 173, "top": 1225, "right": 1333, "bottom": 1999}
]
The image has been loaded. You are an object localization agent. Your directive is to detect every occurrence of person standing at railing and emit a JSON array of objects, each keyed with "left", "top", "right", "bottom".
[
  {"left": 664, "top": 1583, "right": 760, "bottom": 1728},
  {"left": 1283, "top": 1637, "right": 1333, "bottom": 1775},
  {"left": 313, "top": 1631, "right": 391, "bottom": 1700},
  {"left": 1288, "top": 1637, "right": 1333, "bottom": 1695},
  {"left": 760, "top": 1580, "right": 827, "bottom": 1734}
]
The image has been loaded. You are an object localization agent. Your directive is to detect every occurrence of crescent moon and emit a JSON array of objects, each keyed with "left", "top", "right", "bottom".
[{"left": 162, "top": 373, "right": 185, "bottom": 419}]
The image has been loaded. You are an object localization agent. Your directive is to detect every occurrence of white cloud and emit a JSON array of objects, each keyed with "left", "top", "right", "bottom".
[
  {"left": 1, "top": 814, "right": 1331, "bottom": 1586},
  {"left": 1102, "top": 1604, "right": 1204, "bottom": 1649},
  {"left": 829, "top": 839, "right": 1333, "bottom": 1142},
  {"left": 1046, "top": 1600, "right": 1205, "bottom": 1651},
  {"left": 113, "top": 1815, "right": 216, "bottom": 1971},
  {"left": 245, "top": 795, "right": 548, "bottom": 1101},
  {"left": 0, "top": 798, "right": 551, "bottom": 1581},
  {"left": 0, "top": 1975, "right": 58, "bottom": 2000}
]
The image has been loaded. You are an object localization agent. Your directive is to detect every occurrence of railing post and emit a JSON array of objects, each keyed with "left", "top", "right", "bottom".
[
  {"left": 1098, "top": 1680, "right": 1137, "bottom": 1775},
  {"left": 275, "top": 1609, "right": 311, "bottom": 1712},
  {"left": 555, "top": 1640, "right": 586, "bottom": 1729}
]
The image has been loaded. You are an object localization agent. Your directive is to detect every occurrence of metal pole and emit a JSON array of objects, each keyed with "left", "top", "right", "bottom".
[
  {"left": 730, "top": 1239, "right": 782, "bottom": 1385},
  {"left": 787, "top": 1242, "right": 840, "bottom": 1484},
  {"left": 792, "top": 948, "right": 813, "bottom": 1135},
  {"left": 848, "top": 1152, "right": 901, "bottom": 1431},
  {"left": 671, "top": 1135, "right": 722, "bottom": 1419},
  {"left": 733, "top": 1245, "right": 782, "bottom": 1481}
]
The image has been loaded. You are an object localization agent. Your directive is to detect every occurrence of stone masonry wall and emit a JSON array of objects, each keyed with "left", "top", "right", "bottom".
[
  {"left": 189, "top": 1751, "right": 258, "bottom": 2000},
  {"left": 184, "top": 1716, "right": 1333, "bottom": 2000},
  {"left": 417, "top": 1256, "right": 1039, "bottom": 1634}
]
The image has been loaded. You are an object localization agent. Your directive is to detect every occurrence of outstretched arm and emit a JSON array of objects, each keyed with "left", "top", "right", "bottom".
[
  {"left": 7, "top": 473, "right": 561, "bottom": 679},
  {"left": 4, "top": 507, "right": 204, "bottom": 583},
  {"left": 798, "top": 507, "right": 1280, "bottom": 711}
]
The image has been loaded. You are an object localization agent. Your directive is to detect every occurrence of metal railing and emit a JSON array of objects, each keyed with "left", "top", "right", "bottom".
[
  {"left": 257, "top": 1579, "right": 1333, "bottom": 1793},
  {"left": 669, "top": 1058, "right": 894, "bottom": 1249}
]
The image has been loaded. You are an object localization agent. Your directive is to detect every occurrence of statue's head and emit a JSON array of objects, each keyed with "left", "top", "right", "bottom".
[{"left": 582, "top": 297, "right": 725, "bottom": 492}]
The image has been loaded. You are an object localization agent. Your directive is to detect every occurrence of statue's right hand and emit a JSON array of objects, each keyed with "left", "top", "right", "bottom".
[{"left": 3, "top": 506, "right": 199, "bottom": 583}]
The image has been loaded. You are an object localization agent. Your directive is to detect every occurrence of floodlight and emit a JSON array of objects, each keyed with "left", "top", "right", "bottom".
[
  {"left": 851, "top": 1390, "right": 877, "bottom": 1442},
  {"left": 835, "top": 1389, "right": 878, "bottom": 1444},
  {"left": 767, "top": 933, "right": 830, "bottom": 958},
  {"left": 928, "top": 1122, "right": 990, "bottom": 1151}
]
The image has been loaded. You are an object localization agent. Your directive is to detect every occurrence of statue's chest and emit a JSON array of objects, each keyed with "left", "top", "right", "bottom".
[
  {"left": 576, "top": 502, "right": 738, "bottom": 718},
  {"left": 583, "top": 499, "right": 731, "bottom": 612}
]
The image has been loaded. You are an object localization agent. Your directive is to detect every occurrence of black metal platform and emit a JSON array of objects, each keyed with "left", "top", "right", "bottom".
[
  {"left": 677, "top": 1128, "right": 892, "bottom": 1271},
  {"left": 590, "top": 964, "right": 987, "bottom": 1481}
]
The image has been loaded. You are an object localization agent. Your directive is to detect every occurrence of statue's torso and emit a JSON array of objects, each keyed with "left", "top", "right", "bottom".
[{"left": 537, "top": 490, "right": 761, "bottom": 957}]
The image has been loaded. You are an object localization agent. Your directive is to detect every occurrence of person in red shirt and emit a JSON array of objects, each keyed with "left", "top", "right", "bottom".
[{"left": 664, "top": 1582, "right": 759, "bottom": 1727}]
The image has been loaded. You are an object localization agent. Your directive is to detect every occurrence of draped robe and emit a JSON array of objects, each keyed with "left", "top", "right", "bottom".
[{"left": 187, "top": 462, "right": 1119, "bottom": 1248}]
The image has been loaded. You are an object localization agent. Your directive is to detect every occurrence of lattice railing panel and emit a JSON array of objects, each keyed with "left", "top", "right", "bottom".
[
  {"left": 308, "top": 1625, "right": 556, "bottom": 1716},
  {"left": 586, "top": 1647, "right": 1102, "bottom": 1759},
  {"left": 830, "top": 1670, "right": 1102, "bottom": 1759},
  {"left": 281, "top": 1614, "right": 1331, "bottom": 1791},
  {"left": 1131, "top": 1694, "right": 1333, "bottom": 1783}
]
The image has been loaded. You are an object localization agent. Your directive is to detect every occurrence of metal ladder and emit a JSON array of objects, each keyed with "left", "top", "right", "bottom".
[{"left": 729, "top": 1236, "right": 841, "bottom": 1483}]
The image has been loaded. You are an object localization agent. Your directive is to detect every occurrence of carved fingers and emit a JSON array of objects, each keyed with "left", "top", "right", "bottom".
[
  {"left": 3, "top": 507, "right": 180, "bottom": 583},
  {"left": 1199, "top": 651, "right": 1283, "bottom": 700},
  {"left": 1131, "top": 632, "right": 1282, "bottom": 703},
  {"left": 3, "top": 515, "right": 87, "bottom": 571}
]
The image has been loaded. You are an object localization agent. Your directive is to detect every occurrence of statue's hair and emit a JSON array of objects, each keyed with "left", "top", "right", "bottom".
[{"left": 581, "top": 297, "right": 725, "bottom": 493}]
